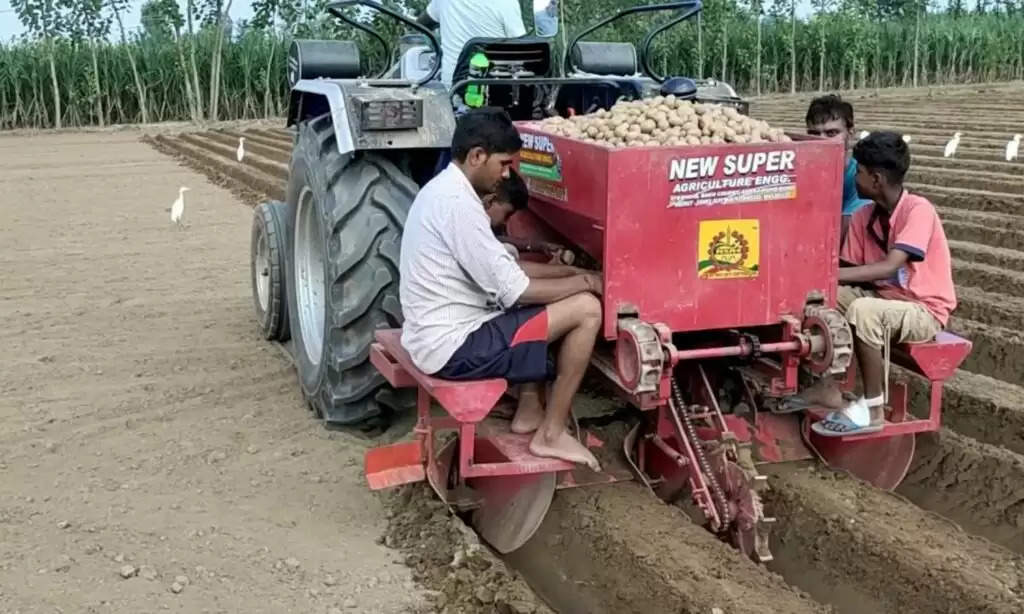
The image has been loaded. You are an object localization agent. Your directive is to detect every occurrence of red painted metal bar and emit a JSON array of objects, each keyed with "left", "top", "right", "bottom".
[
  {"left": 927, "top": 381, "right": 943, "bottom": 430},
  {"left": 462, "top": 459, "right": 574, "bottom": 478},
  {"left": 832, "top": 418, "right": 935, "bottom": 441},
  {"left": 650, "top": 434, "right": 687, "bottom": 466},
  {"left": 458, "top": 423, "right": 476, "bottom": 481},
  {"left": 670, "top": 339, "right": 803, "bottom": 362}
]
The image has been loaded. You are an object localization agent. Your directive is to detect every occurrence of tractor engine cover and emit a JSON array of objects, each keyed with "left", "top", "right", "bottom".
[{"left": 288, "top": 40, "right": 362, "bottom": 88}]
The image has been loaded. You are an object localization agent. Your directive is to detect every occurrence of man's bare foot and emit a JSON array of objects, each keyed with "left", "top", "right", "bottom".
[
  {"left": 511, "top": 394, "right": 544, "bottom": 434},
  {"left": 529, "top": 428, "right": 601, "bottom": 471}
]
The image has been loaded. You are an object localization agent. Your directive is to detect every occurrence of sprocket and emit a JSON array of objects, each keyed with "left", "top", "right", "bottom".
[
  {"left": 803, "top": 304, "right": 854, "bottom": 375},
  {"left": 708, "top": 444, "right": 775, "bottom": 563}
]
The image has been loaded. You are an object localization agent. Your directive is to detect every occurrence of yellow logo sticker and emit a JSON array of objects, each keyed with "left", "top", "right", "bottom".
[{"left": 697, "top": 219, "right": 760, "bottom": 279}]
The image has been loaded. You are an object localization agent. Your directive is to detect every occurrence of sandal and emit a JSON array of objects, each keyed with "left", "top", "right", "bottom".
[{"left": 811, "top": 411, "right": 884, "bottom": 437}]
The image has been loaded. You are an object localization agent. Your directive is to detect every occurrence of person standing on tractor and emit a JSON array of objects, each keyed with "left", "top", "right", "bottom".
[
  {"left": 416, "top": 0, "right": 527, "bottom": 88},
  {"left": 399, "top": 109, "right": 605, "bottom": 471},
  {"left": 805, "top": 94, "right": 872, "bottom": 245},
  {"left": 790, "top": 132, "right": 956, "bottom": 435}
]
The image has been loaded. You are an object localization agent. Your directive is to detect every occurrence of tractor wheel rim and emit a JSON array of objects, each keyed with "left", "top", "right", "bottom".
[
  {"left": 254, "top": 226, "right": 271, "bottom": 313},
  {"left": 295, "top": 187, "right": 325, "bottom": 367}
]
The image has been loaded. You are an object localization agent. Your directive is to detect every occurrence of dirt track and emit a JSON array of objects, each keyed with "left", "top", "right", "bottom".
[{"left": 0, "top": 133, "right": 429, "bottom": 613}]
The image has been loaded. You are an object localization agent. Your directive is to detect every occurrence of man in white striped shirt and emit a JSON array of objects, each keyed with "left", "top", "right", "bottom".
[{"left": 400, "top": 109, "right": 604, "bottom": 471}]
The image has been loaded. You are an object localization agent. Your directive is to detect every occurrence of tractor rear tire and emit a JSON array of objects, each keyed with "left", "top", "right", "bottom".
[
  {"left": 286, "top": 113, "right": 416, "bottom": 433},
  {"left": 251, "top": 201, "right": 291, "bottom": 342}
]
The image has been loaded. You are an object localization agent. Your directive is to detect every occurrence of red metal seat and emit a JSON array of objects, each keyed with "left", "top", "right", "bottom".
[
  {"left": 890, "top": 331, "right": 973, "bottom": 382},
  {"left": 810, "top": 330, "right": 973, "bottom": 445},
  {"left": 365, "top": 329, "right": 592, "bottom": 494},
  {"left": 370, "top": 328, "right": 507, "bottom": 423}
]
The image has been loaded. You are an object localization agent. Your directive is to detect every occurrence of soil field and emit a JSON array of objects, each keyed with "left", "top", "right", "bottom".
[{"left": 8, "top": 82, "right": 1021, "bottom": 613}]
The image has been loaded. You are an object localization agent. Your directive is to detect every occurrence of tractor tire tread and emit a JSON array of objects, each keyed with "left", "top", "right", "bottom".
[{"left": 290, "top": 113, "right": 417, "bottom": 433}]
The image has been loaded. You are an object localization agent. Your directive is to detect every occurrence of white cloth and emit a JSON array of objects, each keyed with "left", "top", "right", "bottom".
[
  {"left": 426, "top": 0, "right": 527, "bottom": 87},
  {"left": 399, "top": 163, "right": 530, "bottom": 374}
]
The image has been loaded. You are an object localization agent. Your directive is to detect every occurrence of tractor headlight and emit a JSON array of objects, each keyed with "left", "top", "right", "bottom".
[{"left": 357, "top": 98, "right": 423, "bottom": 131}]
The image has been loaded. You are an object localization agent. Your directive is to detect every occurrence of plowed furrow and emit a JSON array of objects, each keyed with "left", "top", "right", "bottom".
[
  {"left": 178, "top": 133, "right": 288, "bottom": 179},
  {"left": 767, "top": 467, "right": 1024, "bottom": 614},
  {"left": 201, "top": 130, "right": 291, "bottom": 164},
  {"left": 216, "top": 128, "right": 294, "bottom": 152},
  {"left": 146, "top": 134, "right": 285, "bottom": 204}
]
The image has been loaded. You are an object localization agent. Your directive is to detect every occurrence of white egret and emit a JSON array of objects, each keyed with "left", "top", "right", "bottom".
[
  {"left": 1007, "top": 134, "right": 1021, "bottom": 162},
  {"left": 237, "top": 137, "right": 246, "bottom": 163},
  {"left": 943, "top": 132, "right": 962, "bottom": 158},
  {"left": 171, "top": 186, "right": 190, "bottom": 227}
]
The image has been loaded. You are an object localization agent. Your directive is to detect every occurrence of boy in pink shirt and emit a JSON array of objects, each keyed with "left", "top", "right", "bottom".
[{"left": 793, "top": 131, "right": 956, "bottom": 435}]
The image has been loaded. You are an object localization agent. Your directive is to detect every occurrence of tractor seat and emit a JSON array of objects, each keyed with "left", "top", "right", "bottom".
[
  {"left": 891, "top": 331, "right": 972, "bottom": 381},
  {"left": 287, "top": 39, "right": 361, "bottom": 87},
  {"left": 570, "top": 41, "right": 639, "bottom": 77},
  {"left": 370, "top": 329, "right": 508, "bottom": 423}
]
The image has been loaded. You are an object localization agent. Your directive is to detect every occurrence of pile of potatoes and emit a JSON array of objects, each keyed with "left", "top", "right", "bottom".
[{"left": 538, "top": 95, "right": 791, "bottom": 147}]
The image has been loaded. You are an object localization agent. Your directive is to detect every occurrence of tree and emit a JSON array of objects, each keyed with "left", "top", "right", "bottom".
[
  {"left": 753, "top": 0, "right": 764, "bottom": 95},
  {"left": 203, "top": 0, "right": 235, "bottom": 121},
  {"left": 913, "top": 0, "right": 928, "bottom": 86},
  {"left": 811, "top": 0, "right": 835, "bottom": 90},
  {"left": 186, "top": 0, "right": 204, "bottom": 120},
  {"left": 788, "top": 0, "right": 797, "bottom": 92},
  {"left": 109, "top": 0, "right": 149, "bottom": 123},
  {"left": 65, "top": 0, "right": 111, "bottom": 126},
  {"left": 140, "top": 0, "right": 178, "bottom": 41},
  {"left": 141, "top": 0, "right": 199, "bottom": 121},
  {"left": 10, "top": 0, "right": 66, "bottom": 128}
]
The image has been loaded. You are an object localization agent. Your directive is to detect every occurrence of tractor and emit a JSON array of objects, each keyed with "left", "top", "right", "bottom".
[{"left": 249, "top": 0, "right": 972, "bottom": 562}]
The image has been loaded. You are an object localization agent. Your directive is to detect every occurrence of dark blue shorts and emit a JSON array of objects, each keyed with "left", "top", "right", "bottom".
[{"left": 437, "top": 306, "right": 553, "bottom": 384}]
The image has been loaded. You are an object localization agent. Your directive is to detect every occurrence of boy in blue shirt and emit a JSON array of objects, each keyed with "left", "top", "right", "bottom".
[{"left": 805, "top": 94, "right": 872, "bottom": 245}]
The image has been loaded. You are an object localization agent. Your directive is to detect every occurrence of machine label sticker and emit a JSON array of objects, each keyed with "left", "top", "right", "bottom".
[
  {"left": 519, "top": 133, "right": 563, "bottom": 182},
  {"left": 667, "top": 149, "right": 797, "bottom": 208},
  {"left": 697, "top": 219, "right": 760, "bottom": 280},
  {"left": 524, "top": 176, "right": 567, "bottom": 202}
]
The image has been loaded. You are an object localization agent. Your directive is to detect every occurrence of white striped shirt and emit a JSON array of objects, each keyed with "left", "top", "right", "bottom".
[{"left": 399, "top": 163, "right": 530, "bottom": 374}]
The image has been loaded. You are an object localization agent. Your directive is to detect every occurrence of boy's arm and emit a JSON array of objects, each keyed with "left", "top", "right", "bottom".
[
  {"left": 841, "top": 199, "right": 935, "bottom": 283},
  {"left": 838, "top": 249, "right": 909, "bottom": 284}
]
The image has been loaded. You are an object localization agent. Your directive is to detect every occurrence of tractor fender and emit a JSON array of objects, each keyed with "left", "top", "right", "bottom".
[
  {"left": 287, "top": 80, "right": 357, "bottom": 154},
  {"left": 287, "top": 79, "right": 456, "bottom": 156}
]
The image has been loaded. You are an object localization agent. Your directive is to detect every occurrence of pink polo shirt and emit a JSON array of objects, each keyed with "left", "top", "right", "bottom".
[{"left": 840, "top": 191, "right": 956, "bottom": 326}]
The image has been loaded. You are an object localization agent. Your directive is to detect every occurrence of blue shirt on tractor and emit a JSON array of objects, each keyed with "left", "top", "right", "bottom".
[{"left": 842, "top": 158, "right": 872, "bottom": 216}]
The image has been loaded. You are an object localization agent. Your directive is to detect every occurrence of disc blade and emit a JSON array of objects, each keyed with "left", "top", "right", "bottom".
[
  {"left": 802, "top": 418, "right": 915, "bottom": 491},
  {"left": 469, "top": 472, "right": 556, "bottom": 554}
]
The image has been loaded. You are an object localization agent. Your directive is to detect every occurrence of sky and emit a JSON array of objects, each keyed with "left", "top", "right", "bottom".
[{"left": 0, "top": 0, "right": 257, "bottom": 41}]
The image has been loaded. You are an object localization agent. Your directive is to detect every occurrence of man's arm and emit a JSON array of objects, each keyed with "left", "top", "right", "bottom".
[
  {"left": 518, "top": 272, "right": 602, "bottom": 305},
  {"left": 519, "top": 260, "right": 583, "bottom": 279},
  {"left": 838, "top": 249, "right": 909, "bottom": 284}
]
